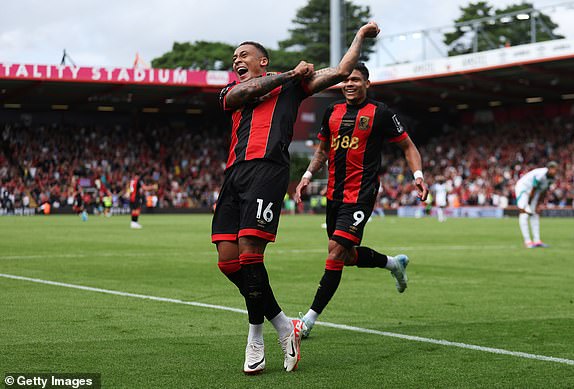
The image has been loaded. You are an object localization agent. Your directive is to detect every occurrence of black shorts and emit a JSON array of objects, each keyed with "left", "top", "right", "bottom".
[
  {"left": 130, "top": 196, "right": 142, "bottom": 210},
  {"left": 326, "top": 199, "right": 375, "bottom": 249},
  {"left": 211, "top": 160, "right": 289, "bottom": 243}
]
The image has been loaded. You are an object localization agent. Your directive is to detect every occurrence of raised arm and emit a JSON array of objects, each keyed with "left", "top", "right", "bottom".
[
  {"left": 224, "top": 61, "right": 314, "bottom": 110},
  {"left": 396, "top": 136, "right": 429, "bottom": 201},
  {"left": 305, "top": 21, "right": 380, "bottom": 95},
  {"left": 294, "top": 140, "right": 330, "bottom": 203}
]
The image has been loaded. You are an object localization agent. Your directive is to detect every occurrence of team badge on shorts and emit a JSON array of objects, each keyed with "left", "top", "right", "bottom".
[{"left": 358, "top": 116, "right": 370, "bottom": 130}]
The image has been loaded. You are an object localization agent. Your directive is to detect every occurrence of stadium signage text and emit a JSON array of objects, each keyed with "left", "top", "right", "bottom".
[
  {"left": 398, "top": 206, "right": 504, "bottom": 218},
  {"left": 0, "top": 63, "right": 236, "bottom": 87},
  {"left": 372, "top": 39, "right": 574, "bottom": 83}
]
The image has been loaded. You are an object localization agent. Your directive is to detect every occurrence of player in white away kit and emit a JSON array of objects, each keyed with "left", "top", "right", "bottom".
[
  {"left": 433, "top": 176, "right": 448, "bottom": 222},
  {"left": 514, "top": 162, "right": 558, "bottom": 248}
]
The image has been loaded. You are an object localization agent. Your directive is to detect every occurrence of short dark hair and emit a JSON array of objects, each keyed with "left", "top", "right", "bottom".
[
  {"left": 354, "top": 62, "right": 369, "bottom": 80},
  {"left": 238, "top": 41, "right": 269, "bottom": 60}
]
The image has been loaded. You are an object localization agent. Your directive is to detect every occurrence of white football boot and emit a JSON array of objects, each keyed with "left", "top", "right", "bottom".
[
  {"left": 390, "top": 254, "right": 409, "bottom": 293},
  {"left": 279, "top": 319, "right": 306, "bottom": 372},
  {"left": 243, "top": 342, "right": 265, "bottom": 375}
]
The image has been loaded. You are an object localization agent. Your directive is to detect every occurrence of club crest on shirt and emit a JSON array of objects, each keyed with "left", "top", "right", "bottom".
[{"left": 358, "top": 116, "right": 370, "bottom": 130}]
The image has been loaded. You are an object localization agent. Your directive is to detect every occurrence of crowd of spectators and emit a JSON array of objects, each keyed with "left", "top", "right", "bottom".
[
  {"left": 1, "top": 109, "right": 573, "bottom": 213},
  {"left": 377, "top": 114, "right": 574, "bottom": 209},
  {"left": 0, "top": 121, "right": 226, "bottom": 212}
]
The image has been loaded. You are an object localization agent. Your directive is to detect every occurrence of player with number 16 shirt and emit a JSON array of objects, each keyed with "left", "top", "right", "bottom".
[{"left": 211, "top": 23, "right": 381, "bottom": 374}]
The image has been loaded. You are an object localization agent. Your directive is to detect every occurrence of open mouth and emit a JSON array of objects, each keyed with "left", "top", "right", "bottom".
[{"left": 237, "top": 67, "right": 248, "bottom": 76}]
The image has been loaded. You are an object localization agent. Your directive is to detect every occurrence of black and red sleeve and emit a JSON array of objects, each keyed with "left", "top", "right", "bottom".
[
  {"left": 299, "top": 78, "right": 313, "bottom": 98},
  {"left": 375, "top": 104, "right": 409, "bottom": 143},
  {"left": 287, "top": 78, "right": 314, "bottom": 102},
  {"left": 219, "top": 81, "right": 237, "bottom": 111},
  {"left": 317, "top": 105, "right": 334, "bottom": 142}
]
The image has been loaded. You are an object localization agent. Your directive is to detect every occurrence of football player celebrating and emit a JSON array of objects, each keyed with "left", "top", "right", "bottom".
[
  {"left": 294, "top": 63, "right": 428, "bottom": 338},
  {"left": 212, "top": 23, "right": 380, "bottom": 374}
]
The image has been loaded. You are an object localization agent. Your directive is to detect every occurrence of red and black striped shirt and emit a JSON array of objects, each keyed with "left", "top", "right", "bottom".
[
  {"left": 129, "top": 176, "right": 141, "bottom": 203},
  {"left": 220, "top": 74, "right": 311, "bottom": 169},
  {"left": 318, "top": 98, "right": 409, "bottom": 204}
]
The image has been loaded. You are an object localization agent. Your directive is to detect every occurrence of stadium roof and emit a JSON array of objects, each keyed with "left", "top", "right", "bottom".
[
  {"left": 3, "top": 60, "right": 572, "bottom": 116},
  {"left": 368, "top": 56, "right": 574, "bottom": 113},
  {"left": 1, "top": 40, "right": 573, "bottom": 116},
  {"left": 0, "top": 64, "right": 236, "bottom": 114},
  {"left": 368, "top": 39, "right": 574, "bottom": 114}
]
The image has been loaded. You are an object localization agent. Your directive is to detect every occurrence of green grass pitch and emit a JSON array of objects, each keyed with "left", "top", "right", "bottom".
[{"left": 1, "top": 214, "right": 573, "bottom": 388}]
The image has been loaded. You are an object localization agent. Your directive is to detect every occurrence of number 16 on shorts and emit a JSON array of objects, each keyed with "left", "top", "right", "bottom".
[{"left": 256, "top": 199, "right": 274, "bottom": 222}]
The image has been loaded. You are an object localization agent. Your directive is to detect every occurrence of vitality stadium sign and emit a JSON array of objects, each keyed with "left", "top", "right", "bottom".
[{"left": 0, "top": 63, "right": 236, "bottom": 87}]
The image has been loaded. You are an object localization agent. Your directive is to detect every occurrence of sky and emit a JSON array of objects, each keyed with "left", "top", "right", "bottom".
[{"left": 1, "top": 0, "right": 573, "bottom": 68}]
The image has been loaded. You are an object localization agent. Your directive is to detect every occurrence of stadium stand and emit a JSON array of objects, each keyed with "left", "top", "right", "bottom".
[
  {"left": 0, "top": 120, "right": 227, "bottom": 212},
  {"left": 1, "top": 40, "right": 573, "bottom": 215},
  {"left": 1, "top": 104, "right": 572, "bottom": 214},
  {"left": 378, "top": 112, "right": 574, "bottom": 209}
]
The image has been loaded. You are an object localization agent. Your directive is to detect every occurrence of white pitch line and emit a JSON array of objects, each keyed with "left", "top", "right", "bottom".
[
  {"left": 314, "top": 321, "right": 574, "bottom": 366},
  {"left": 1, "top": 272, "right": 573, "bottom": 367},
  {"left": 0, "top": 273, "right": 246, "bottom": 315}
]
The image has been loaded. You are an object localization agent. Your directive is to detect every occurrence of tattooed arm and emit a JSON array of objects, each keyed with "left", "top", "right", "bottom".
[
  {"left": 307, "top": 140, "right": 330, "bottom": 174},
  {"left": 224, "top": 61, "right": 314, "bottom": 110},
  {"left": 305, "top": 21, "right": 380, "bottom": 94},
  {"left": 294, "top": 140, "right": 329, "bottom": 204}
]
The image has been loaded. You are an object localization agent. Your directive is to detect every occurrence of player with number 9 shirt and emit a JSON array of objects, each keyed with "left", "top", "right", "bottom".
[{"left": 294, "top": 63, "right": 429, "bottom": 338}]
